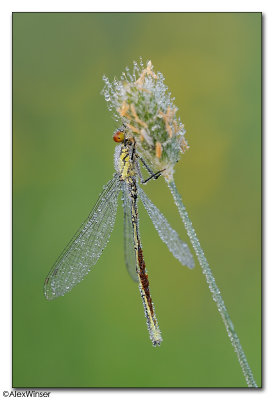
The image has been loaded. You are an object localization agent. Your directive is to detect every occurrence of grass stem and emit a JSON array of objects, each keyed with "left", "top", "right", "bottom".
[{"left": 167, "top": 179, "right": 258, "bottom": 388}]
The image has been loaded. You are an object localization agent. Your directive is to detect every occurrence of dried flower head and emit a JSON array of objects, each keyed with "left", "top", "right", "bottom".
[{"left": 102, "top": 59, "right": 189, "bottom": 181}]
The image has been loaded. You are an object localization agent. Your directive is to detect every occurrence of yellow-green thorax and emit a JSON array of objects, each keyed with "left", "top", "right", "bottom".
[{"left": 118, "top": 144, "right": 136, "bottom": 181}]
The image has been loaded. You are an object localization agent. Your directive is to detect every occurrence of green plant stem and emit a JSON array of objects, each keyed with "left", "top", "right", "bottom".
[{"left": 167, "top": 179, "right": 257, "bottom": 388}]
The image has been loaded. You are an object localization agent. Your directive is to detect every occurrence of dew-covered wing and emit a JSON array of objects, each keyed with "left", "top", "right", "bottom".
[
  {"left": 121, "top": 181, "right": 138, "bottom": 282},
  {"left": 44, "top": 175, "right": 121, "bottom": 300},
  {"left": 138, "top": 185, "right": 195, "bottom": 269}
]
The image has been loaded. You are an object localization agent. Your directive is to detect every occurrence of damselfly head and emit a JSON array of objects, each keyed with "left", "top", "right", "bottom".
[{"left": 113, "top": 130, "right": 125, "bottom": 143}]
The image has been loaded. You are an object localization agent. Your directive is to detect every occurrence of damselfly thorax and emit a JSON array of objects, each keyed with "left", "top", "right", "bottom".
[{"left": 116, "top": 140, "right": 136, "bottom": 180}]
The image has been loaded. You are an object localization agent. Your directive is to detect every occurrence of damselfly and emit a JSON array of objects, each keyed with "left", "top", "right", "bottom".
[{"left": 44, "top": 129, "right": 194, "bottom": 346}]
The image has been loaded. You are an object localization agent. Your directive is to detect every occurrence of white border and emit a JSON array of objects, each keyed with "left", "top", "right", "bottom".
[{"left": 1, "top": 2, "right": 272, "bottom": 399}]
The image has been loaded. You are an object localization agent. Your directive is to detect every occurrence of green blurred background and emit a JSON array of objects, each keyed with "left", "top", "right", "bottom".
[{"left": 13, "top": 13, "right": 261, "bottom": 387}]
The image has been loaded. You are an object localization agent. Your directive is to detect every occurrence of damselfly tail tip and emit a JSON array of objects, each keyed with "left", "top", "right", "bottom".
[
  {"left": 151, "top": 328, "right": 163, "bottom": 347},
  {"left": 152, "top": 339, "right": 162, "bottom": 347}
]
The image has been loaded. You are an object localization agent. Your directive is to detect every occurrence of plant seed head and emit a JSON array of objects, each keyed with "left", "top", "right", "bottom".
[{"left": 102, "top": 59, "right": 189, "bottom": 181}]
